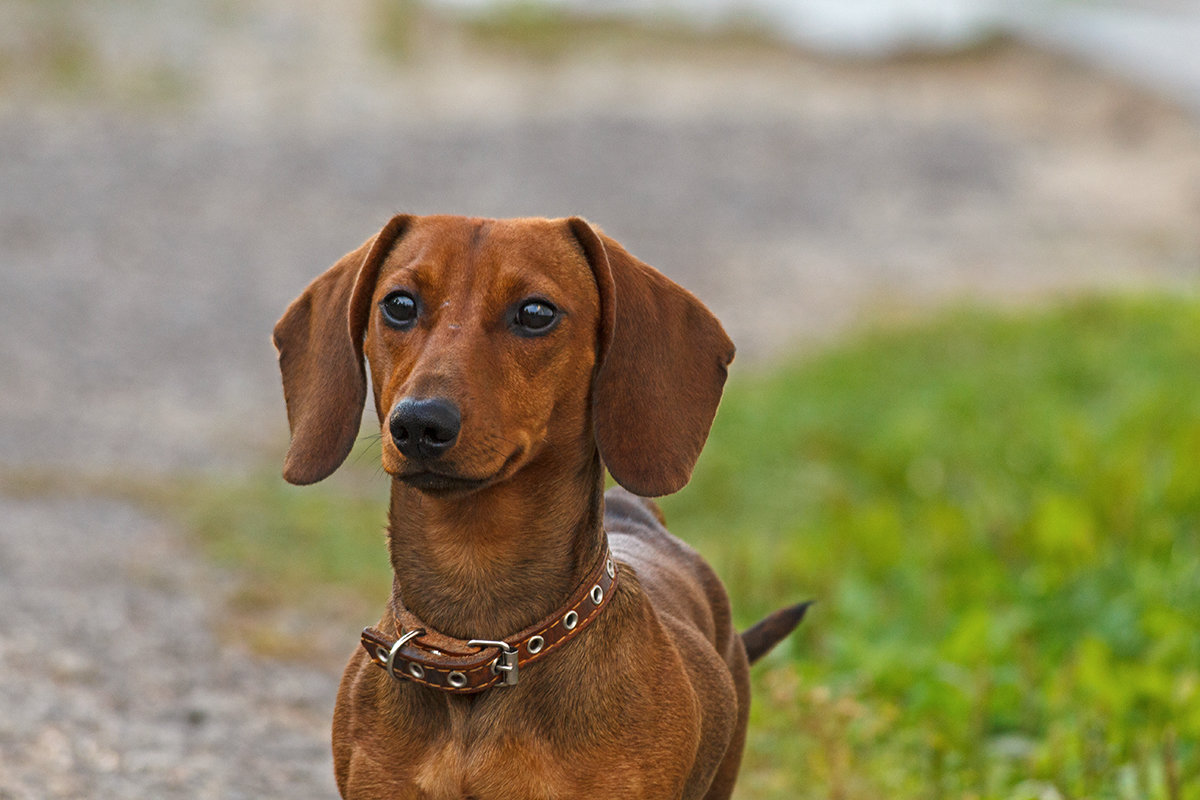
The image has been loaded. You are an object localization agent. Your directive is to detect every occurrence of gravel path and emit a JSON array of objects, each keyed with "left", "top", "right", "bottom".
[
  {"left": 0, "top": 495, "right": 337, "bottom": 798},
  {"left": 2, "top": 8, "right": 1199, "bottom": 796}
]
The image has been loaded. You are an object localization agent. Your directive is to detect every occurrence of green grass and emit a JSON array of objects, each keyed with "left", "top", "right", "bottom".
[
  {"left": 180, "top": 452, "right": 392, "bottom": 607},
  {"left": 184, "top": 295, "right": 1199, "bottom": 799},
  {"left": 662, "top": 295, "right": 1200, "bottom": 800}
]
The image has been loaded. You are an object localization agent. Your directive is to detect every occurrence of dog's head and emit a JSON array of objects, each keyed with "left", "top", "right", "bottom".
[{"left": 274, "top": 215, "right": 734, "bottom": 497}]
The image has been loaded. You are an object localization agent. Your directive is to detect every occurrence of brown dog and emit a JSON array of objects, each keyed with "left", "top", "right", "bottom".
[{"left": 274, "top": 215, "right": 806, "bottom": 799}]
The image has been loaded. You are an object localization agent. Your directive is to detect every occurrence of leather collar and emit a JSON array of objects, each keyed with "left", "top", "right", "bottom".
[{"left": 361, "top": 546, "right": 619, "bottom": 694}]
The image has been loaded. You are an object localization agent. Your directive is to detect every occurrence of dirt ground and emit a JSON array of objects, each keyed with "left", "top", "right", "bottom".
[{"left": 2, "top": 5, "right": 1199, "bottom": 796}]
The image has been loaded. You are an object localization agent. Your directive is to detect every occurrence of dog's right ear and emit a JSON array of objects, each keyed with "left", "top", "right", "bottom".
[{"left": 273, "top": 215, "right": 412, "bottom": 485}]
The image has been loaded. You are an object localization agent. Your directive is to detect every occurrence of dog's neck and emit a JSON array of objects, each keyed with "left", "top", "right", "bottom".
[{"left": 385, "top": 451, "right": 608, "bottom": 641}]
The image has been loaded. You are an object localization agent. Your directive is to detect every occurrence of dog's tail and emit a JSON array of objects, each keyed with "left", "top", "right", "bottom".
[{"left": 741, "top": 601, "right": 812, "bottom": 665}]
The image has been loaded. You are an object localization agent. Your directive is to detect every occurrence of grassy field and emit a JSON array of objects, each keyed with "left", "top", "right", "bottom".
[{"left": 184, "top": 295, "right": 1199, "bottom": 799}]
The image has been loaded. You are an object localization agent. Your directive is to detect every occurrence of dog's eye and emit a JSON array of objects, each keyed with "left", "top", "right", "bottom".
[
  {"left": 380, "top": 291, "right": 418, "bottom": 328},
  {"left": 515, "top": 300, "right": 558, "bottom": 334}
]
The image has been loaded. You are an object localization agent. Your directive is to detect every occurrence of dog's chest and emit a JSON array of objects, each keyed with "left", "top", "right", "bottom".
[
  {"left": 408, "top": 735, "right": 569, "bottom": 800},
  {"left": 351, "top": 721, "right": 649, "bottom": 799}
]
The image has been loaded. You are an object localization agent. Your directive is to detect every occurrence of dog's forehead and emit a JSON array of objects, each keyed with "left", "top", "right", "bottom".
[{"left": 381, "top": 216, "right": 592, "bottom": 297}]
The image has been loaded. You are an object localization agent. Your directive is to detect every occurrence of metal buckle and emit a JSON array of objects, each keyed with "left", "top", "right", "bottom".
[
  {"left": 467, "top": 638, "right": 519, "bottom": 687},
  {"left": 384, "top": 628, "right": 425, "bottom": 681}
]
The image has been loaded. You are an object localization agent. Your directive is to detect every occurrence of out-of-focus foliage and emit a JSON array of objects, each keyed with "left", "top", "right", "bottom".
[{"left": 664, "top": 295, "right": 1200, "bottom": 800}]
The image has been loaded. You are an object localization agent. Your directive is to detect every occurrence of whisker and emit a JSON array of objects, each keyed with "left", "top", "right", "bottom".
[{"left": 353, "top": 434, "right": 383, "bottom": 465}]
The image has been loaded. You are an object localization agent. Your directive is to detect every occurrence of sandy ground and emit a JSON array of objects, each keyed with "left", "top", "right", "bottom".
[{"left": 1, "top": 5, "right": 1199, "bottom": 796}]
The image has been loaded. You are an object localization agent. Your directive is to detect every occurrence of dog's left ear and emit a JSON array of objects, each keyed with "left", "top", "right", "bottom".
[
  {"left": 273, "top": 215, "right": 412, "bottom": 485},
  {"left": 568, "top": 218, "right": 735, "bottom": 497}
]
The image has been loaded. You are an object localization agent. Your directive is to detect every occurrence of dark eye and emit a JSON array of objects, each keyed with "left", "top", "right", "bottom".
[
  {"left": 515, "top": 299, "right": 558, "bottom": 334},
  {"left": 380, "top": 291, "right": 418, "bottom": 328}
]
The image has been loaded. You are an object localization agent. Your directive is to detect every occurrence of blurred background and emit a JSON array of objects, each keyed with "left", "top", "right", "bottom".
[{"left": 1, "top": 1, "right": 1197, "bottom": 798}]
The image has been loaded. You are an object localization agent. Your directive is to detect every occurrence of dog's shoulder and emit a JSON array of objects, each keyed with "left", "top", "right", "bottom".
[
  {"left": 602, "top": 486, "right": 701, "bottom": 566},
  {"left": 603, "top": 486, "right": 730, "bottom": 618},
  {"left": 603, "top": 486, "right": 667, "bottom": 530}
]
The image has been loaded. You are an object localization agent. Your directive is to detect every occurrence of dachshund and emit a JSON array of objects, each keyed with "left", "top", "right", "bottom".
[{"left": 274, "top": 215, "right": 806, "bottom": 799}]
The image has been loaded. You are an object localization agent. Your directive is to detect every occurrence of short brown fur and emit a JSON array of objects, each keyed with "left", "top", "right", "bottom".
[{"left": 274, "top": 215, "right": 801, "bottom": 799}]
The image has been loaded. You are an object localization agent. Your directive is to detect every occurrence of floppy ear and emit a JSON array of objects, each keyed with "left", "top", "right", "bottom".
[
  {"left": 273, "top": 215, "right": 412, "bottom": 485},
  {"left": 568, "top": 218, "right": 735, "bottom": 497}
]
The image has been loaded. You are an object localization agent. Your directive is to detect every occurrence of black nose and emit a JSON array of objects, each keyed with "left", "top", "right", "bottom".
[{"left": 389, "top": 398, "right": 461, "bottom": 461}]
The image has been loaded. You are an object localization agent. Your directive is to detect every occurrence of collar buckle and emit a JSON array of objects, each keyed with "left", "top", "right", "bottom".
[{"left": 468, "top": 639, "right": 519, "bottom": 687}]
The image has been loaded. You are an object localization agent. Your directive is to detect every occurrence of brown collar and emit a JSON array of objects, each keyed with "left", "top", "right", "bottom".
[{"left": 361, "top": 546, "right": 619, "bottom": 694}]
